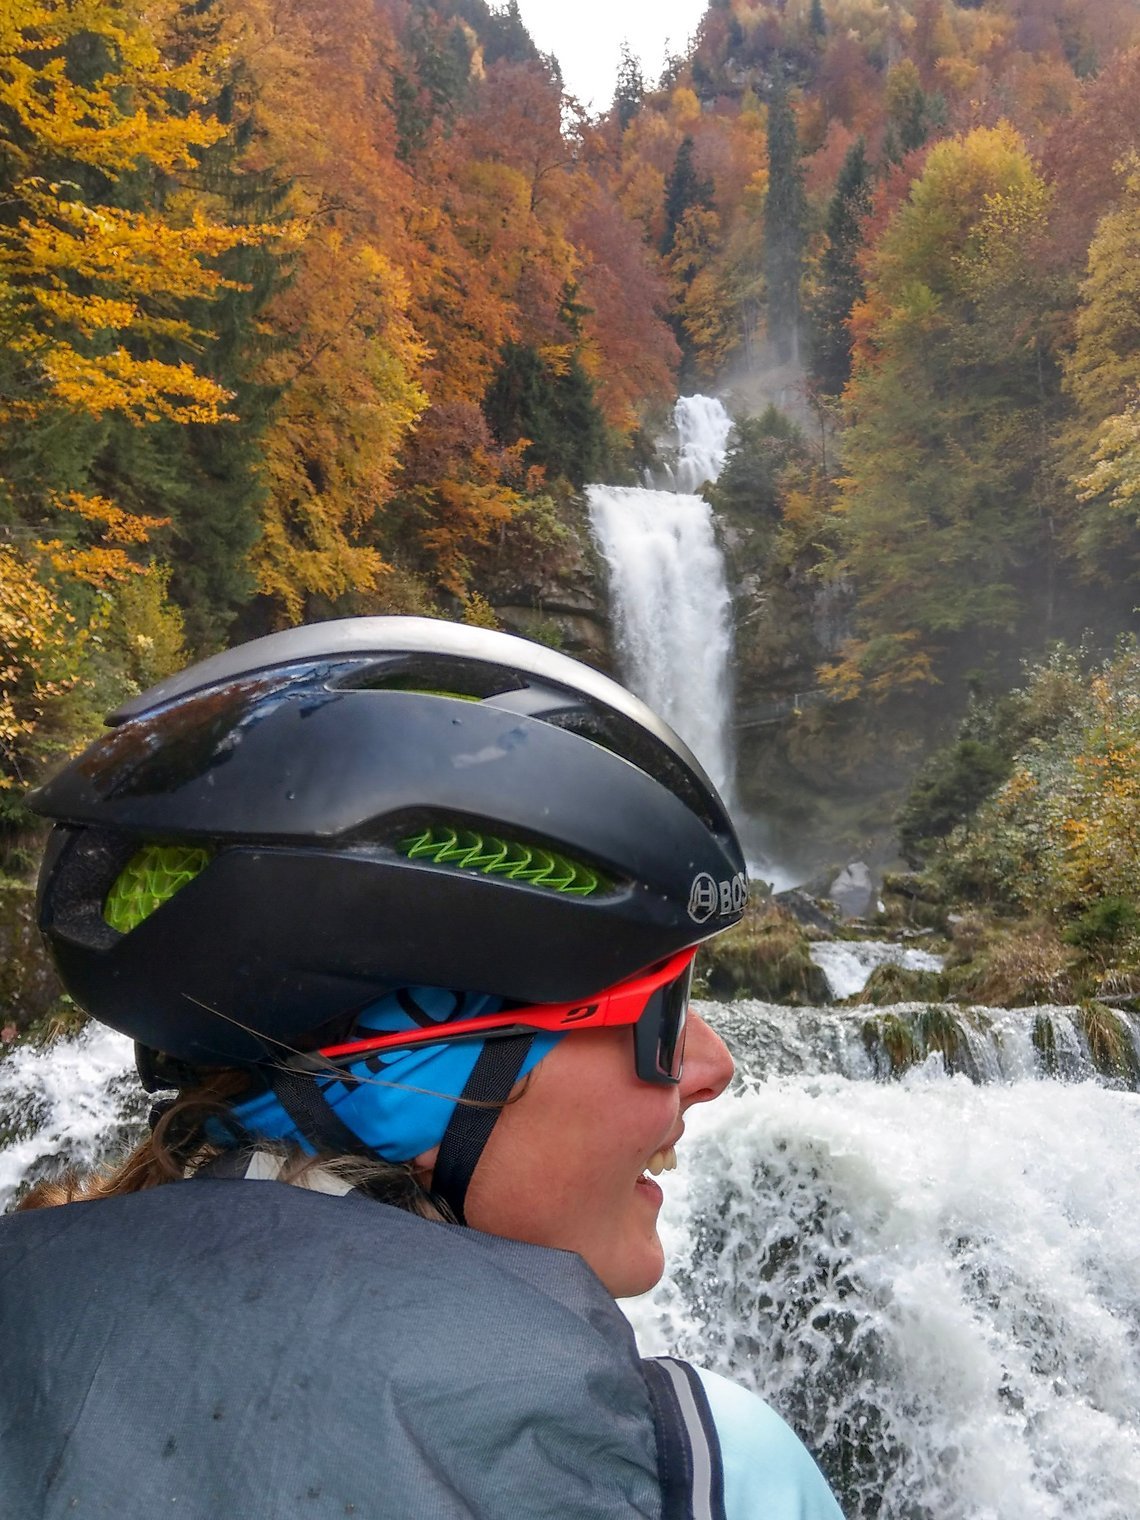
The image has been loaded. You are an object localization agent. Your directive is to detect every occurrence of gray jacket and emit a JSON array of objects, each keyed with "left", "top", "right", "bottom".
[{"left": 0, "top": 1178, "right": 718, "bottom": 1519}]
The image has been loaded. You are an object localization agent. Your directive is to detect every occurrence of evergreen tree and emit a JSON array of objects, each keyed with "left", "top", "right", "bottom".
[
  {"left": 882, "top": 61, "right": 945, "bottom": 163},
  {"left": 763, "top": 85, "right": 807, "bottom": 363},
  {"left": 809, "top": 137, "right": 871, "bottom": 395},
  {"left": 707, "top": 408, "right": 807, "bottom": 526},
  {"left": 483, "top": 343, "right": 607, "bottom": 489},
  {"left": 614, "top": 43, "right": 644, "bottom": 132},
  {"left": 143, "top": 45, "right": 289, "bottom": 650},
  {"left": 393, "top": 10, "right": 473, "bottom": 160},
  {"left": 483, "top": 1, "right": 541, "bottom": 67},
  {"left": 661, "top": 136, "right": 713, "bottom": 256},
  {"left": 810, "top": 0, "right": 827, "bottom": 39}
]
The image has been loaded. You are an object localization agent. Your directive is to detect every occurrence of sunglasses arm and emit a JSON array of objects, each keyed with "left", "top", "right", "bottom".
[{"left": 306, "top": 949, "right": 696, "bottom": 1069}]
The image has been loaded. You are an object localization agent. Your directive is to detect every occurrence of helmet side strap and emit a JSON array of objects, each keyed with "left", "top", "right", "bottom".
[
  {"left": 430, "top": 1035, "right": 536, "bottom": 1226},
  {"left": 266, "top": 1066, "right": 377, "bottom": 1159}
]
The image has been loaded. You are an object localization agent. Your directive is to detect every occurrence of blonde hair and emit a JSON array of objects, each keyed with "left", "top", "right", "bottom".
[{"left": 16, "top": 1070, "right": 445, "bottom": 1219}]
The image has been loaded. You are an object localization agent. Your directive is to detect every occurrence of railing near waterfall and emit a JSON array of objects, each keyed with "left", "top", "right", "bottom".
[{"left": 733, "top": 687, "right": 838, "bottom": 730}]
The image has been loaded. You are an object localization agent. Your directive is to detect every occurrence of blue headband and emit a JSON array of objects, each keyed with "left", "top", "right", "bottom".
[{"left": 225, "top": 987, "right": 561, "bottom": 1162}]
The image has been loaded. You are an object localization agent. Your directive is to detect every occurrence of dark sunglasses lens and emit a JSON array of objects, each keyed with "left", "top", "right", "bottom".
[{"left": 634, "top": 961, "right": 693, "bottom": 1083}]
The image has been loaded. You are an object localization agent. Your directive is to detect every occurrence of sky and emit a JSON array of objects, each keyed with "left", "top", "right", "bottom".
[{"left": 513, "top": 0, "right": 710, "bottom": 114}]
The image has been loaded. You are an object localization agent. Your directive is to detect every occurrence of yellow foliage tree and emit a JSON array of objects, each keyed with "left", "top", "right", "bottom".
[
  {"left": 254, "top": 242, "right": 430, "bottom": 623},
  {"left": 0, "top": 0, "right": 271, "bottom": 431},
  {"left": 1064, "top": 158, "right": 1140, "bottom": 574},
  {"left": 0, "top": 543, "right": 82, "bottom": 790}
]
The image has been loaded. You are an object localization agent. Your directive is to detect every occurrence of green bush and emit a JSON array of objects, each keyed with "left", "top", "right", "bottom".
[{"left": 1064, "top": 897, "right": 1140, "bottom": 951}]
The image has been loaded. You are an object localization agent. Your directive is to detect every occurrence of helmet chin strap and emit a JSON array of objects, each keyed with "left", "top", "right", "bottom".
[
  {"left": 429, "top": 1034, "right": 536, "bottom": 1225},
  {"left": 265, "top": 1033, "right": 537, "bottom": 1226}
]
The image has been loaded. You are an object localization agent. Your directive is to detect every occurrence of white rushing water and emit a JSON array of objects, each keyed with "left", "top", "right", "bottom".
[
  {"left": 6, "top": 1003, "right": 1140, "bottom": 1518},
  {"left": 670, "top": 394, "right": 735, "bottom": 493},
  {"left": 625, "top": 1065, "right": 1140, "bottom": 1520},
  {"left": 587, "top": 395, "right": 736, "bottom": 795},
  {"left": 810, "top": 940, "right": 946, "bottom": 1000},
  {"left": 0, "top": 1023, "right": 143, "bottom": 1207}
]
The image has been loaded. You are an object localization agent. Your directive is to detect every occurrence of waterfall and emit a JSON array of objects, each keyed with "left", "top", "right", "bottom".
[
  {"left": 623, "top": 1012, "right": 1140, "bottom": 1520},
  {"left": 671, "top": 394, "right": 734, "bottom": 493},
  {"left": 5, "top": 1005, "right": 1140, "bottom": 1516},
  {"left": 587, "top": 395, "right": 735, "bottom": 796}
]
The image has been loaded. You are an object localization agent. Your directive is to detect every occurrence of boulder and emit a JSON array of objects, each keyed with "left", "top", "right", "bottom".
[
  {"left": 829, "top": 861, "right": 875, "bottom": 920},
  {"left": 772, "top": 888, "right": 840, "bottom": 935}
]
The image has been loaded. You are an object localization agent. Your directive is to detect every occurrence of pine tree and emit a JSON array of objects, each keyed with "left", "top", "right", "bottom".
[
  {"left": 809, "top": 137, "right": 871, "bottom": 395},
  {"left": 483, "top": 1, "right": 540, "bottom": 67},
  {"left": 763, "top": 85, "right": 806, "bottom": 363},
  {"left": 882, "top": 61, "right": 944, "bottom": 163},
  {"left": 614, "top": 43, "right": 644, "bottom": 132},
  {"left": 661, "top": 136, "right": 713, "bottom": 256},
  {"left": 810, "top": 0, "right": 827, "bottom": 39},
  {"left": 483, "top": 341, "right": 607, "bottom": 489}
]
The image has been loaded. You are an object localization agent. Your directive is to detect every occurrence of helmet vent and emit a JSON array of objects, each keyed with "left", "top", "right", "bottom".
[
  {"left": 334, "top": 656, "right": 526, "bottom": 704},
  {"left": 104, "top": 843, "right": 213, "bottom": 933},
  {"left": 397, "top": 824, "right": 609, "bottom": 896}
]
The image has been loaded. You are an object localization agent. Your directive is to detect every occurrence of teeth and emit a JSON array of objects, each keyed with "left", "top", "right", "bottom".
[{"left": 645, "top": 1145, "right": 677, "bottom": 1177}]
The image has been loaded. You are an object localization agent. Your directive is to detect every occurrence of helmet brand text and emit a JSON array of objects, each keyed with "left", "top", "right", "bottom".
[{"left": 687, "top": 871, "right": 747, "bottom": 923}]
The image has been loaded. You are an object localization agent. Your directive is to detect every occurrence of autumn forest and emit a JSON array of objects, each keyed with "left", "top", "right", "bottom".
[{"left": 5, "top": 0, "right": 1140, "bottom": 936}]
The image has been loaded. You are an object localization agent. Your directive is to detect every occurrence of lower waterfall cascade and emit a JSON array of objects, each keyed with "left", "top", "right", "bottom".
[{"left": 4, "top": 1003, "right": 1140, "bottom": 1520}]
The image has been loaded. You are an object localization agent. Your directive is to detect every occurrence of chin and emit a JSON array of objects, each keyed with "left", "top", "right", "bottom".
[{"left": 606, "top": 1239, "right": 666, "bottom": 1301}]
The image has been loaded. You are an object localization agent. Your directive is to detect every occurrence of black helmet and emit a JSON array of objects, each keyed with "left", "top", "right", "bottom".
[{"left": 31, "top": 617, "right": 747, "bottom": 1070}]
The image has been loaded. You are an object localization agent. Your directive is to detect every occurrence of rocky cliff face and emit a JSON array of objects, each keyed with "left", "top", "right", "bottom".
[
  {"left": 720, "top": 515, "right": 921, "bottom": 876},
  {"left": 0, "top": 883, "right": 61, "bottom": 1033},
  {"left": 478, "top": 497, "right": 612, "bottom": 670}
]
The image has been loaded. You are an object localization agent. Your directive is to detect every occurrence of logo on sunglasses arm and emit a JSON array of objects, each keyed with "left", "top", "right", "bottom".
[{"left": 688, "top": 871, "right": 748, "bottom": 923}]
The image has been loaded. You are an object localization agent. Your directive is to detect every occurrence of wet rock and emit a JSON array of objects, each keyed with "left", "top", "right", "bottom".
[
  {"left": 0, "top": 882, "right": 62, "bottom": 1030},
  {"left": 829, "top": 861, "right": 874, "bottom": 920},
  {"left": 773, "top": 888, "right": 840, "bottom": 935}
]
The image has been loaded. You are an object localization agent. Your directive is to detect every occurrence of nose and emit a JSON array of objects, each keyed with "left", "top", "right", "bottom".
[{"left": 679, "top": 1011, "right": 733, "bottom": 1107}]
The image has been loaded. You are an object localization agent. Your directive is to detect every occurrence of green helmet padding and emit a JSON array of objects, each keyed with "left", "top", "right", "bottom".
[
  {"left": 398, "top": 825, "right": 606, "bottom": 896},
  {"left": 104, "top": 843, "right": 213, "bottom": 933}
]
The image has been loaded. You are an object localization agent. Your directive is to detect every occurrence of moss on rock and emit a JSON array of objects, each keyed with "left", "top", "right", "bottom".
[{"left": 697, "top": 904, "right": 831, "bottom": 1004}]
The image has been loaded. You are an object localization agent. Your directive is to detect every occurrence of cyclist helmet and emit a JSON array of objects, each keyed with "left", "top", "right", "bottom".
[{"left": 30, "top": 617, "right": 747, "bottom": 1216}]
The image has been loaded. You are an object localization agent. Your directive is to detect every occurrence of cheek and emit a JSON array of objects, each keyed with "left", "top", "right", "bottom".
[{"left": 460, "top": 1031, "right": 680, "bottom": 1268}]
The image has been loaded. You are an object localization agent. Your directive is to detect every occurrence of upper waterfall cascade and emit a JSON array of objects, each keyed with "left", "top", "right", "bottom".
[
  {"left": 586, "top": 395, "right": 735, "bottom": 796},
  {"left": 670, "top": 393, "right": 735, "bottom": 493}
]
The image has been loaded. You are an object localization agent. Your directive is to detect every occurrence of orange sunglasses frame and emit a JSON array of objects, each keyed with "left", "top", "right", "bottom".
[{"left": 315, "top": 946, "right": 699, "bottom": 1081}]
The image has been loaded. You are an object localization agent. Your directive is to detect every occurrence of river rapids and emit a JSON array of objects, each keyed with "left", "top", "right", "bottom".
[{"left": 3, "top": 1002, "right": 1139, "bottom": 1520}]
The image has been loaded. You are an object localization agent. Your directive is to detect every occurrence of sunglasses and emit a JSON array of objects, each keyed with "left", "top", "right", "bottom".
[{"left": 314, "top": 947, "right": 698, "bottom": 1086}]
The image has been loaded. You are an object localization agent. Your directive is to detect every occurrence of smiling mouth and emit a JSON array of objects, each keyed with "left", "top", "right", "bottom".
[{"left": 643, "top": 1144, "right": 677, "bottom": 1178}]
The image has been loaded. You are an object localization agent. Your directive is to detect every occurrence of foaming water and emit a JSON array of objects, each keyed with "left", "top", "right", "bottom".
[
  {"left": 671, "top": 394, "right": 734, "bottom": 492},
  {"left": 8, "top": 1004, "right": 1140, "bottom": 1516},
  {"left": 810, "top": 939, "right": 945, "bottom": 999},
  {"left": 0, "top": 1024, "right": 142, "bottom": 1210},
  {"left": 619, "top": 1003, "right": 1140, "bottom": 1520}
]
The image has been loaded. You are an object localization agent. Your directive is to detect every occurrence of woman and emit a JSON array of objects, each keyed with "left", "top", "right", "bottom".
[{"left": 2, "top": 617, "right": 843, "bottom": 1520}]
